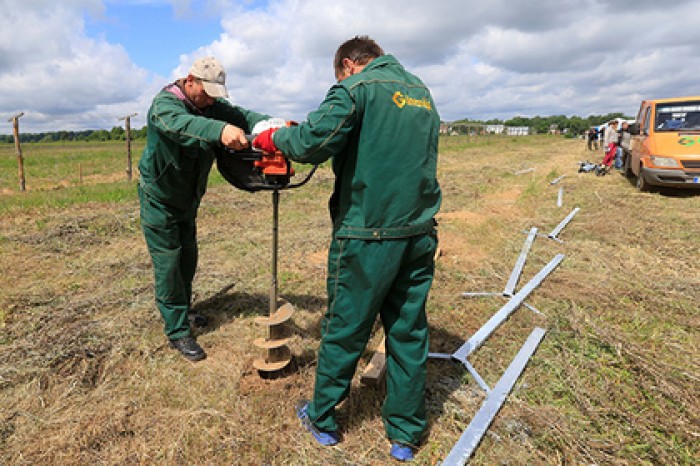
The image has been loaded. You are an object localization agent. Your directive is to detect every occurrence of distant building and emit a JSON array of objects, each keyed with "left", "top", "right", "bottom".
[
  {"left": 507, "top": 126, "right": 530, "bottom": 136},
  {"left": 440, "top": 122, "right": 532, "bottom": 136}
]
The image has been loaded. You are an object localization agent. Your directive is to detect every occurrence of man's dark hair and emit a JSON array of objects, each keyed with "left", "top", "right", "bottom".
[{"left": 333, "top": 35, "right": 384, "bottom": 77}]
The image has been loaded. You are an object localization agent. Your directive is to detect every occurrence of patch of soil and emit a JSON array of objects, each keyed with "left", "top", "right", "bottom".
[
  {"left": 437, "top": 210, "right": 486, "bottom": 222},
  {"left": 437, "top": 229, "right": 489, "bottom": 266}
]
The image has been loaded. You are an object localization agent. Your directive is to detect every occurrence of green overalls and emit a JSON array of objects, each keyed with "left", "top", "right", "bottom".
[
  {"left": 138, "top": 81, "right": 269, "bottom": 340},
  {"left": 272, "top": 55, "right": 442, "bottom": 445}
]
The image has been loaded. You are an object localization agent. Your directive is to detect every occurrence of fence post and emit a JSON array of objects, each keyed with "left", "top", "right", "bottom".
[
  {"left": 118, "top": 113, "right": 138, "bottom": 181},
  {"left": 8, "top": 112, "right": 25, "bottom": 192}
]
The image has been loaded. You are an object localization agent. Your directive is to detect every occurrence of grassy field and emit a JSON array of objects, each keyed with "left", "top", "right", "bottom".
[{"left": 0, "top": 136, "right": 698, "bottom": 465}]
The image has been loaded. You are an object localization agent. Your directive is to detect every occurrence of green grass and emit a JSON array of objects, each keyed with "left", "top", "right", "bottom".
[
  {"left": 0, "top": 181, "right": 138, "bottom": 214},
  {"left": 1, "top": 136, "right": 698, "bottom": 465},
  {"left": 0, "top": 141, "right": 144, "bottom": 191},
  {"left": 1, "top": 140, "right": 325, "bottom": 214}
]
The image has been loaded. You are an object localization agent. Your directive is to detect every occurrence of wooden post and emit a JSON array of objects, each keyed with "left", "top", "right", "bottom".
[
  {"left": 8, "top": 112, "right": 25, "bottom": 192},
  {"left": 360, "top": 335, "right": 387, "bottom": 385},
  {"left": 118, "top": 113, "right": 137, "bottom": 181}
]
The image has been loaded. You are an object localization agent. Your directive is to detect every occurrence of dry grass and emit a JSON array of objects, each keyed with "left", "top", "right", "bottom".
[{"left": 1, "top": 135, "right": 698, "bottom": 465}]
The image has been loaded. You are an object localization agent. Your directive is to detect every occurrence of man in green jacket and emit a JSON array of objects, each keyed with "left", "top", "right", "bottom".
[
  {"left": 139, "top": 56, "right": 271, "bottom": 362},
  {"left": 254, "top": 36, "right": 441, "bottom": 462}
]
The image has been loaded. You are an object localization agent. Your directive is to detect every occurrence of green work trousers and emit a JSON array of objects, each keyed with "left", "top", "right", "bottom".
[
  {"left": 307, "top": 231, "right": 437, "bottom": 446},
  {"left": 138, "top": 187, "right": 198, "bottom": 340}
]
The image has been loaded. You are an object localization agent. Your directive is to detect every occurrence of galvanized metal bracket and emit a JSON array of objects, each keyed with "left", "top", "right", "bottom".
[
  {"left": 439, "top": 327, "right": 547, "bottom": 466},
  {"left": 432, "top": 208, "right": 576, "bottom": 463},
  {"left": 556, "top": 187, "right": 564, "bottom": 207},
  {"left": 547, "top": 207, "right": 579, "bottom": 241},
  {"left": 431, "top": 253, "right": 564, "bottom": 464},
  {"left": 461, "top": 227, "right": 543, "bottom": 316},
  {"left": 451, "top": 253, "right": 563, "bottom": 362},
  {"left": 523, "top": 207, "right": 580, "bottom": 243},
  {"left": 549, "top": 174, "right": 566, "bottom": 185}
]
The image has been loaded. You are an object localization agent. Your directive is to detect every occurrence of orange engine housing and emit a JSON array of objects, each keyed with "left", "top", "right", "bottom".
[{"left": 254, "top": 152, "right": 295, "bottom": 176}]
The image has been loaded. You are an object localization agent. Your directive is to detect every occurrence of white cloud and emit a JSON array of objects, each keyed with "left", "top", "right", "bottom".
[
  {"left": 189, "top": 0, "right": 700, "bottom": 123},
  {"left": 2, "top": 0, "right": 700, "bottom": 133},
  {"left": 0, "top": 0, "right": 157, "bottom": 132}
]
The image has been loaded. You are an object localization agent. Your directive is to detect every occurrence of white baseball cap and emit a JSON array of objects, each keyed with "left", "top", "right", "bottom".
[{"left": 189, "top": 56, "right": 228, "bottom": 98}]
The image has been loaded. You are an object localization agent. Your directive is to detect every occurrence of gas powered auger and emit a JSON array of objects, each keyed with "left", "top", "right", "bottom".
[{"left": 216, "top": 140, "right": 316, "bottom": 375}]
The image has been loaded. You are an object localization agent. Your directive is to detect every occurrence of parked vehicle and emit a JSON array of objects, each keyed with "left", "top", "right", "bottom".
[{"left": 626, "top": 96, "right": 700, "bottom": 191}]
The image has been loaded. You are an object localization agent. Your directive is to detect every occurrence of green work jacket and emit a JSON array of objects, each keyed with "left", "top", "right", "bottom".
[
  {"left": 139, "top": 82, "right": 270, "bottom": 214},
  {"left": 272, "top": 55, "right": 442, "bottom": 240}
]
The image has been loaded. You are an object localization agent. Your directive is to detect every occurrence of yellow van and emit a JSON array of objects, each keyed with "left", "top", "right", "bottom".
[{"left": 626, "top": 96, "right": 700, "bottom": 191}]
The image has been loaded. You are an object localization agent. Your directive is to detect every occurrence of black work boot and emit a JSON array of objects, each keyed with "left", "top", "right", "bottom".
[{"left": 170, "top": 336, "right": 206, "bottom": 361}]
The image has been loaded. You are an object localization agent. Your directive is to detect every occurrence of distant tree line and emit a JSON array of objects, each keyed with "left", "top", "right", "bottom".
[
  {"left": 2, "top": 112, "right": 634, "bottom": 143},
  {"left": 0, "top": 126, "right": 148, "bottom": 143},
  {"left": 454, "top": 112, "right": 633, "bottom": 135}
]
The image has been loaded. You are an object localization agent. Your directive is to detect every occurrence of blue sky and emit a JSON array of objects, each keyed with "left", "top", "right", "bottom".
[
  {"left": 85, "top": 1, "right": 223, "bottom": 77},
  {"left": 2, "top": 0, "right": 700, "bottom": 133}
]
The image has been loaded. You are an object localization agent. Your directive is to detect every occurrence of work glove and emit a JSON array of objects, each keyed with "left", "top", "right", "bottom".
[
  {"left": 251, "top": 117, "right": 286, "bottom": 136},
  {"left": 253, "top": 127, "right": 279, "bottom": 154}
]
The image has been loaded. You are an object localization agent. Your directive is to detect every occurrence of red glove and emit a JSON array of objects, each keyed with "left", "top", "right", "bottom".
[{"left": 253, "top": 128, "right": 279, "bottom": 153}]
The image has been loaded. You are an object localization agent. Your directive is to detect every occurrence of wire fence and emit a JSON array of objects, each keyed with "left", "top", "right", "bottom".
[{"left": 0, "top": 141, "right": 145, "bottom": 194}]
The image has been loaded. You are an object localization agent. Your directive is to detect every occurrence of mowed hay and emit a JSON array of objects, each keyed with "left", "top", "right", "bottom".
[{"left": 1, "top": 135, "right": 698, "bottom": 465}]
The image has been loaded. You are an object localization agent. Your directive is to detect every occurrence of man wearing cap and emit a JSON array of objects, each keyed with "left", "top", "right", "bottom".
[{"left": 138, "top": 56, "right": 272, "bottom": 362}]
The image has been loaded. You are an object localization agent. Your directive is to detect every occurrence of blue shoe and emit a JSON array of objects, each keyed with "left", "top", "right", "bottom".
[
  {"left": 295, "top": 401, "right": 339, "bottom": 446},
  {"left": 390, "top": 443, "right": 414, "bottom": 462}
]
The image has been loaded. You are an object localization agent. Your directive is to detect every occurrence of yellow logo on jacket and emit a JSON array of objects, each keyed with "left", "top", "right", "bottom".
[{"left": 393, "top": 91, "right": 432, "bottom": 111}]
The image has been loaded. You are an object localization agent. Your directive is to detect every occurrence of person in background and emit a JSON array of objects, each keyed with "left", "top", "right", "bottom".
[
  {"left": 138, "top": 56, "right": 272, "bottom": 362},
  {"left": 253, "top": 36, "right": 441, "bottom": 462},
  {"left": 598, "top": 120, "right": 619, "bottom": 175},
  {"left": 594, "top": 126, "right": 601, "bottom": 150},
  {"left": 586, "top": 128, "right": 596, "bottom": 150},
  {"left": 615, "top": 121, "right": 631, "bottom": 170}
]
